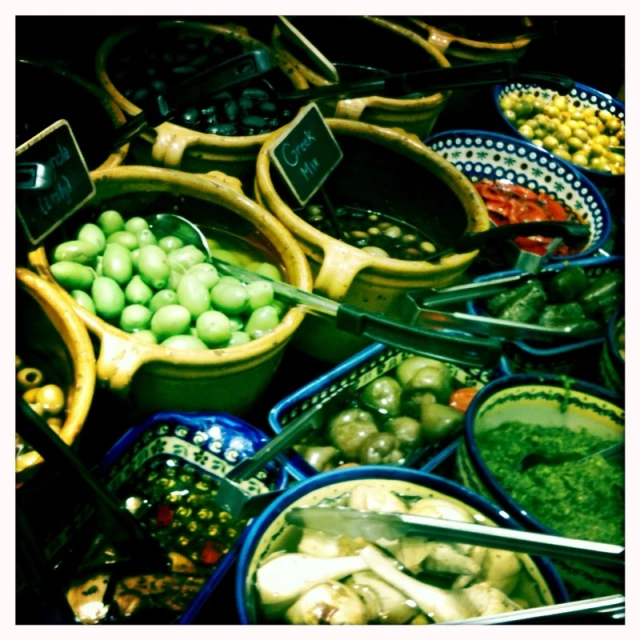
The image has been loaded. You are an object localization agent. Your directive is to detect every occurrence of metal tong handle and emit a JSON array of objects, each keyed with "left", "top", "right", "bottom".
[{"left": 17, "top": 398, "right": 169, "bottom": 573}]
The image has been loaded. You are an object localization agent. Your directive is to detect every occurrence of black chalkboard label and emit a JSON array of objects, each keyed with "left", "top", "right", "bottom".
[
  {"left": 16, "top": 120, "right": 96, "bottom": 246},
  {"left": 269, "top": 103, "right": 343, "bottom": 206}
]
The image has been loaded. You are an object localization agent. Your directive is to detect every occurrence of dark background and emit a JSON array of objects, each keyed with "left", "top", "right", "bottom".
[{"left": 15, "top": 15, "right": 625, "bottom": 625}]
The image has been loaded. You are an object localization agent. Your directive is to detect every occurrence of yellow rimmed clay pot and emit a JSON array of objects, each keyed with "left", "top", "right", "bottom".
[
  {"left": 17, "top": 59, "right": 128, "bottom": 171},
  {"left": 271, "top": 16, "right": 451, "bottom": 138},
  {"left": 96, "top": 21, "right": 308, "bottom": 181},
  {"left": 406, "top": 17, "right": 533, "bottom": 63},
  {"left": 16, "top": 268, "right": 96, "bottom": 481},
  {"left": 29, "top": 166, "right": 313, "bottom": 416},
  {"left": 255, "top": 119, "right": 489, "bottom": 363}
]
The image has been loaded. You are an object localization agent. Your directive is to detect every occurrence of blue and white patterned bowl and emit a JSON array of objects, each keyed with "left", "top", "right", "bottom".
[
  {"left": 424, "top": 130, "right": 612, "bottom": 261},
  {"left": 493, "top": 81, "right": 625, "bottom": 181}
]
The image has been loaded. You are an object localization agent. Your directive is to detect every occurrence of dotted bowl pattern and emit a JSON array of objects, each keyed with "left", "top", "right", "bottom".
[
  {"left": 494, "top": 81, "right": 625, "bottom": 179},
  {"left": 425, "top": 130, "right": 611, "bottom": 260}
]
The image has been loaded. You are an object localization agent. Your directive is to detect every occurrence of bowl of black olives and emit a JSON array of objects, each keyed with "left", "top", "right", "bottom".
[{"left": 96, "top": 21, "right": 309, "bottom": 178}]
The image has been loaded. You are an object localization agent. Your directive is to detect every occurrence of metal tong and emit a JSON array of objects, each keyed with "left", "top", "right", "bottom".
[{"left": 400, "top": 273, "right": 602, "bottom": 343}]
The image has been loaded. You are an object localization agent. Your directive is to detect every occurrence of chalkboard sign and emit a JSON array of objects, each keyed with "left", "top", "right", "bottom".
[
  {"left": 16, "top": 120, "right": 96, "bottom": 246},
  {"left": 269, "top": 103, "right": 343, "bottom": 206}
]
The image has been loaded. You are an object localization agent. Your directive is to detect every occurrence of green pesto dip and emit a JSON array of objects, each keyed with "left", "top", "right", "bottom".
[{"left": 476, "top": 422, "right": 624, "bottom": 545}]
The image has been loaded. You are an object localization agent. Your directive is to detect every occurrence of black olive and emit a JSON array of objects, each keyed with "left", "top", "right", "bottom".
[
  {"left": 259, "top": 101, "right": 277, "bottom": 114},
  {"left": 173, "top": 65, "right": 196, "bottom": 75},
  {"left": 242, "top": 115, "right": 266, "bottom": 127},
  {"left": 215, "top": 91, "right": 232, "bottom": 101},
  {"left": 163, "top": 52, "right": 175, "bottom": 65},
  {"left": 242, "top": 87, "right": 269, "bottom": 101},
  {"left": 267, "top": 117, "right": 281, "bottom": 128},
  {"left": 239, "top": 97, "right": 253, "bottom": 110},
  {"left": 206, "top": 115, "right": 219, "bottom": 125},
  {"left": 282, "top": 109, "right": 292, "bottom": 118},
  {"left": 191, "top": 54, "right": 210, "bottom": 67},
  {"left": 150, "top": 80, "right": 167, "bottom": 94},
  {"left": 242, "top": 127, "right": 257, "bottom": 136},
  {"left": 181, "top": 108, "right": 200, "bottom": 126},
  {"left": 207, "top": 123, "right": 237, "bottom": 136},
  {"left": 201, "top": 105, "right": 217, "bottom": 116},
  {"left": 131, "top": 87, "right": 149, "bottom": 103},
  {"left": 223, "top": 100, "right": 239, "bottom": 122}
]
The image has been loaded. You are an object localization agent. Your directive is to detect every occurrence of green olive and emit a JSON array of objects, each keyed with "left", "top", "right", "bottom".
[
  {"left": 102, "top": 243, "right": 133, "bottom": 286},
  {"left": 228, "top": 331, "right": 251, "bottom": 347},
  {"left": 606, "top": 117, "right": 622, "bottom": 134},
  {"left": 138, "top": 245, "right": 170, "bottom": 290},
  {"left": 150, "top": 305, "right": 191, "bottom": 341},
  {"left": 513, "top": 100, "right": 533, "bottom": 118},
  {"left": 36, "top": 384, "right": 65, "bottom": 416},
  {"left": 77, "top": 223, "right": 106, "bottom": 253},
  {"left": 598, "top": 109, "right": 613, "bottom": 122},
  {"left": 119, "top": 304, "right": 152, "bottom": 332},
  {"left": 571, "top": 152, "right": 589, "bottom": 167},
  {"left": 149, "top": 289, "right": 178, "bottom": 313},
  {"left": 107, "top": 231, "right": 139, "bottom": 251},
  {"left": 532, "top": 139, "right": 544, "bottom": 149},
  {"left": 134, "top": 330, "right": 158, "bottom": 345},
  {"left": 124, "top": 275, "right": 153, "bottom": 306},
  {"left": 542, "top": 135, "right": 559, "bottom": 151},
  {"left": 91, "top": 277, "right": 126, "bottom": 320},
  {"left": 71, "top": 289, "right": 96, "bottom": 314},
  {"left": 420, "top": 403, "right": 464, "bottom": 444},
  {"left": 554, "top": 148, "right": 573, "bottom": 162},
  {"left": 360, "top": 376, "right": 402, "bottom": 417},
  {"left": 500, "top": 96, "right": 515, "bottom": 111},
  {"left": 585, "top": 124, "right": 600, "bottom": 138},
  {"left": 137, "top": 229, "right": 158, "bottom": 247},
  {"left": 589, "top": 156, "right": 608, "bottom": 172},
  {"left": 211, "top": 283, "right": 249, "bottom": 315},
  {"left": 503, "top": 109, "right": 517, "bottom": 123},
  {"left": 196, "top": 310, "right": 232, "bottom": 347},
  {"left": 567, "top": 137, "right": 584, "bottom": 151},
  {"left": 124, "top": 217, "right": 149, "bottom": 234},
  {"left": 532, "top": 98, "right": 546, "bottom": 113},
  {"left": 553, "top": 95, "right": 567, "bottom": 110},
  {"left": 53, "top": 240, "right": 99, "bottom": 265},
  {"left": 161, "top": 335, "right": 208, "bottom": 351},
  {"left": 556, "top": 124, "right": 572, "bottom": 143},
  {"left": 533, "top": 127, "right": 546, "bottom": 140},
  {"left": 167, "top": 246, "right": 206, "bottom": 272},
  {"left": 158, "top": 236, "right": 185, "bottom": 253},
  {"left": 518, "top": 124, "right": 534, "bottom": 140},
  {"left": 246, "top": 281, "right": 275, "bottom": 311},
  {"left": 177, "top": 274, "right": 210, "bottom": 318},
  {"left": 51, "top": 262, "right": 95, "bottom": 291},
  {"left": 97, "top": 210, "right": 125, "bottom": 236},
  {"left": 244, "top": 306, "right": 280, "bottom": 339},
  {"left": 186, "top": 263, "right": 219, "bottom": 290},
  {"left": 544, "top": 104, "right": 560, "bottom": 118},
  {"left": 247, "top": 262, "right": 283, "bottom": 282},
  {"left": 573, "top": 128, "right": 590, "bottom": 143}
]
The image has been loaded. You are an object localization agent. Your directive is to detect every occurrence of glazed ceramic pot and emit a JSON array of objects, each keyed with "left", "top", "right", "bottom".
[
  {"left": 255, "top": 119, "right": 489, "bottom": 363},
  {"left": 236, "top": 465, "right": 568, "bottom": 624},
  {"left": 29, "top": 165, "right": 313, "bottom": 416},
  {"left": 600, "top": 309, "right": 625, "bottom": 394},
  {"left": 96, "top": 21, "right": 308, "bottom": 181},
  {"left": 468, "top": 256, "right": 623, "bottom": 377},
  {"left": 457, "top": 374, "right": 624, "bottom": 599},
  {"left": 17, "top": 59, "right": 128, "bottom": 171},
  {"left": 406, "top": 17, "right": 533, "bottom": 63},
  {"left": 39, "top": 411, "right": 288, "bottom": 624},
  {"left": 271, "top": 16, "right": 451, "bottom": 138},
  {"left": 425, "top": 130, "right": 612, "bottom": 265},
  {"left": 16, "top": 268, "right": 96, "bottom": 480},
  {"left": 269, "top": 342, "right": 508, "bottom": 481}
]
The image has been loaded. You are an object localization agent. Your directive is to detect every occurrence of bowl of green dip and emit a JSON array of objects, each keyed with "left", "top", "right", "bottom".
[{"left": 457, "top": 374, "right": 624, "bottom": 600}]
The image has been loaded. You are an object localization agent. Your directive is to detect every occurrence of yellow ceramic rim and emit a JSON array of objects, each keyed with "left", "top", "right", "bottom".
[
  {"left": 29, "top": 165, "right": 313, "bottom": 369},
  {"left": 256, "top": 118, "right": 489, "bottom": 278},
  {"left": 16, "top": 268, "right": 96, "bottom": 475},
  {"left": 95, "top": 20, "right": 309, "bottom": 153}
]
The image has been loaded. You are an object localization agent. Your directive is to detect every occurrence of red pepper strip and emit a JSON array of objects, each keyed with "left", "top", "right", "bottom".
[
  {"left": 507, "top": 200, "right": 548, "bottom": 225},
  {"left": 514, "top": 237, "right": 551, "bottom": 255},
  {"left": 475, "top": 182, "right": 505, "bottom": 201},
  {"left": 485, "top": 199, "right": 513, "bottom": 218},
  {"left": 489, "top": 181, "right": 540, "bottom": 200},
  {"left": 449, "top": 387, "right": 478, "bottom": 413},
  {"left": 200, "top": 540, "right": 221, "bottom": 565},
  {"left": 156, "top": 504, "right": 173, "bottom": 527},
  {"left": 538, "top": 195, "right": 568, "bottom": 221},
  {"left": 489, "top": 212, "right": 509, "bottom": 226}
]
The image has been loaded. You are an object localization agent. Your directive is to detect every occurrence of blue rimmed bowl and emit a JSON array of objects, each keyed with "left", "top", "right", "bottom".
[
  {"left": 235, "top": 465, "right": 569, "bottom": 624},
  {"left": 424, "top": 130, "right": 612, "bottom": 262},
  {"left": 42, "top": 411, "right": 289, "bottom": 625},
  {"left": 457, "top": 374, "right": 624, "bottom": 599},
  {"left": 467, "top": 255, "right": 624, "bottom": 377},
  {"left": 493, "top": 81, "right": 625, "bottom": 182},
  {"left": 269, "top": 343, "right": 508, "bottom": 482}
]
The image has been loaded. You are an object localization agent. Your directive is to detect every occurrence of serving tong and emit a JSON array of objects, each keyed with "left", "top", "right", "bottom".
[{"left": 400, "top": 271, "right": 602, "bottom": 343}]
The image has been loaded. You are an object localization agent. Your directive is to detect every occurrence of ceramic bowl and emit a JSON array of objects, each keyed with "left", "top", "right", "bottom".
[
  {"left": 600, "top": 308, "right": 625, "bottom": 394},
  {"left": 494, "top": 81, "right": 625, "bottom": 182},
  {"left": 425, "top": 130, "right": 612, "bottom": 262},
  {"left": 40, "top": 411, "right": 289, "bottom": 625},
  {"left": 269, "top": 342, "right": 508, "bottom": 481},
  {"left": 235, "top": 465, "right": 568, "bottom": 624},
  {"left": 467, "top": 255, "right": 624, "bottom": 376},
  {"left": 457, "top": 374, "right": 624, "bottom": 598}
]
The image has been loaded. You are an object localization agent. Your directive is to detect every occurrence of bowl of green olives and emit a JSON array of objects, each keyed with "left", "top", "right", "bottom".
[
  {"left": 494, "top": 81, "right": 625, "bottom": 179},
  {"left": 29, "top": 165, "right": 312, "bottom": 416},
  {"left": 269, "top": 343, "right": 507, "bottom": 481}
]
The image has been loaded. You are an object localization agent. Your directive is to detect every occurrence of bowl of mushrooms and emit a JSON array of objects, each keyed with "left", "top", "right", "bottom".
[{"left": 235, "top": 465, "right": 568, "bottom": 625}]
